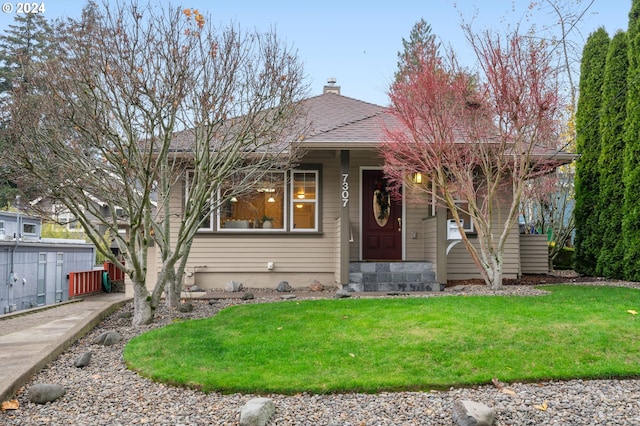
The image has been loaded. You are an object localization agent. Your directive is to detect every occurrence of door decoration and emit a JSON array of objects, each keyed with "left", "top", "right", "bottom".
[{"left": 373, "top": 179, "right": 390, "bottom": 227}]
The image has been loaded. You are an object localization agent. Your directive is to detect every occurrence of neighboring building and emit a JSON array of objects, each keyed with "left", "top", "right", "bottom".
[
  {"left": 162, "top": 82, "right": 573, "bottom": 292},
  {"left": 0, "top": 211, "right": 95, "bottom": 314}
]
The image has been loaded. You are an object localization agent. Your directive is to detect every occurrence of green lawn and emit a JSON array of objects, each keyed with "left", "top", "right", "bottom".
[{"left": 123, "top": 285, "right": 640, "bottom": 394}]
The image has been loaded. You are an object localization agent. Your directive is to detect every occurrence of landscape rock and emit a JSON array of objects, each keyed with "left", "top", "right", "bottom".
[
  {"left": 225, "top": 281, "right": 244, "bottom": 292},
  {"left": 242, "top": 292, "right": 255, "bottom": 300},
  {"left": 177, "top": 302, "right": 194, "bottom": 313},
  {"left": 28, "top": 383, "right": 66, "bottom": 404},
  {"left": 93, "top": 331, "right": 122, "bottom": 346},
  {"left": 309, "top": 280, "right": 325, "bottom": 292},
  {"left": 335, "top": 288, "right": 352, "bottom": 298},
  {"left": 240, "top": 397, "right": 275, "bottom": 426},
  {"left": 73, "top": 351, "right": 92, "bottom": 368},
  {"left": 280, "top": 294, "right": 297, "bottom": 300},
  {"left": 276, "top": 281, "right": 292, "bottom": 292},
  {"left": 452, "top": 399, "right": 495, "bottom": 426}
]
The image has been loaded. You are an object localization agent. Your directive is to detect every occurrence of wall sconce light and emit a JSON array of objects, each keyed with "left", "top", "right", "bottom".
[
  {"left": 412, "top": 173, "right": 423, "bottom": 184},
  {"left": 267, "top": 196, "right": 275, "bottom": 203},
  {"left": 231, "top": 196, "right": 238, "bottom": 202}
]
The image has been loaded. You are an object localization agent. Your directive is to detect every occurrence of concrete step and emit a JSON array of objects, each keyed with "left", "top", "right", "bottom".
[{"left": 348, "top": 262, "right": 439, "bottom": 292}]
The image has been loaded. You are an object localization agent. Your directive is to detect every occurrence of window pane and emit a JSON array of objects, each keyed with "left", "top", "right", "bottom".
[
  {"left": 220, "top": 172, "right": 285, "bottom": 230},
  {"left": 293, "top": 202, "right": 316, "bottom": 229},
  {"left": 293, "top": 172, "right": 316, "bottom": 200}
]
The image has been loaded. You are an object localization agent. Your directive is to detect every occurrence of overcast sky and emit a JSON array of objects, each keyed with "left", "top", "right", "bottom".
[{"left": 0, "top": 0, "right": 630, "bottom": 105}]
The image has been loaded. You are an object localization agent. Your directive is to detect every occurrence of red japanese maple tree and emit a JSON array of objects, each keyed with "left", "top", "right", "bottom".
[{"left": 382, "top": 29, "right": 563, "bottom": 289}]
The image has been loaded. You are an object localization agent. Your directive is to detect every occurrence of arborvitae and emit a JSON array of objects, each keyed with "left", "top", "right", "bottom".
[
  {"left": 623, "top": 0, "right": 640, "bottom": 281},
  {"left": 596, "top": 31, "right": 628, "bottom": 279},
  {"left": 573, "top": 28, "right": 610, "bottom": 276}
]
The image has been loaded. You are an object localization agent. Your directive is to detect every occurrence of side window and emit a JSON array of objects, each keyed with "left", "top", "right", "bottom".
[
  {"left": 291, "top": 170, "right": 318, "bottom": 231},
  {"left": 447, "top": 200, "right": 474, "bottom": 233}
]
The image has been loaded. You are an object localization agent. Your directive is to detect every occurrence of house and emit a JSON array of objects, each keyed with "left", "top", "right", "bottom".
[
  {"left": 165, "top": 81, "right": 571, "bottom": 292},
  {"left": 0, "top": 211, "right": 96, "bottom": 313}
]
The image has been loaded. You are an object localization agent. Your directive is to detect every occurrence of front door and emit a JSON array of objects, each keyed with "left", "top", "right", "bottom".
[{"left": 362, "top": 169, "right": 402, "bottom": 260}]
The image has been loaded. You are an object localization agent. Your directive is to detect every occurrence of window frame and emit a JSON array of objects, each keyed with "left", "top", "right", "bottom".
[
  {"left": 290, "top": 169, "right": 319, "bottom": 232},
  {"left": 448, "top": 200, "right": 475, "bottom": 234},
  {"left": 185, "top": 170, "right": 214, "bottom": 231}
]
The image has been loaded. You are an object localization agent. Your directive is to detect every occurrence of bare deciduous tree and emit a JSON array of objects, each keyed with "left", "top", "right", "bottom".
[{"left": 6, "top": 1, "right": 307, "bottom": 325}]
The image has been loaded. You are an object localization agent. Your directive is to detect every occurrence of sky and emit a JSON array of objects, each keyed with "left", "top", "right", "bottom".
[{"left": 0, "top": 0, "right": 631, "bottom": 105}]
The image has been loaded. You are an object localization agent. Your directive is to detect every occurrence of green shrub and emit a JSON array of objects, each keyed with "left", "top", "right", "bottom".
[{"left": 553, "top": 246, "right": 575, "bottom": 270}]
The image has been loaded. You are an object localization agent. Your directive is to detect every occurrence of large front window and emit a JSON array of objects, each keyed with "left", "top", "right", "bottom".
[
  {"left": 187, "top": 168, "right": 320, "bottom": 232},
  {"left": 219, "top": 172, "right": 286, "bottom": 231}
]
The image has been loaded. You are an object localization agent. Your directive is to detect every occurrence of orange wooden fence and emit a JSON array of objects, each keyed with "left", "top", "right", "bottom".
[
  {"left": 68, "top": 269, "right": 103, "bottom": 297},
  {"left": 68, "top": 261, "right": 125, "bottom": 298}
]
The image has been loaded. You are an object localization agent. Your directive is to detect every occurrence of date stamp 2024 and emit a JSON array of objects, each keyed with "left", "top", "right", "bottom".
[{"left": 2, "top": 2, "right": 45, "bottom": 14}]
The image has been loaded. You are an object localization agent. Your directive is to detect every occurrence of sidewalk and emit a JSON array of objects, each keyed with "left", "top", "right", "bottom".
[{"left": 0, "top": 292, "right": 131, "bottom": 403}]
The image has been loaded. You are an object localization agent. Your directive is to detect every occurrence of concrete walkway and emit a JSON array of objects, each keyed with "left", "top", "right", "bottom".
[{"left": 0, "top": 293, "right": 130, "bottom": 402}]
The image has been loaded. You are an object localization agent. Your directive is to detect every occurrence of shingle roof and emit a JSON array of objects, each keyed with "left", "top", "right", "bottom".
[{"left": 299, "top": 92, "right": 391, "bottom": 146}]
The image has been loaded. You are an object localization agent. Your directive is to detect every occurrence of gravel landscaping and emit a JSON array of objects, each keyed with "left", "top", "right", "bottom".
[{"left": 3, "top": 278, "right": 640, "bottom": 425}]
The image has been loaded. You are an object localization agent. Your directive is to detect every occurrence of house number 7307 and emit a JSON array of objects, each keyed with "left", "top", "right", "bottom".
[{"left": 341, "top": 173, "right": 349, "bottom": 207}]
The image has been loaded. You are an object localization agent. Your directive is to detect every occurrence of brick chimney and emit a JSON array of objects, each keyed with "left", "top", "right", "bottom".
[{"left": 323, "top": 77, "right": 340, "bottom": 95}]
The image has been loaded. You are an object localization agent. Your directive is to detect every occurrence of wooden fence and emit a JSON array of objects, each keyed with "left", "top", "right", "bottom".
[{"left": 68, "top": 261, "right": 125, "bottom": 298}]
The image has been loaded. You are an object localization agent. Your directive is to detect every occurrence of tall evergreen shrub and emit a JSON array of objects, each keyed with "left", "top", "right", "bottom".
[
  {"left": 574, "top": 28, "right": 610, "bottom": 276},
  {"left": 597, "top": 31, "right": 628, "bottom": 279},
  {"left": 623, "top": 0, "right": 640, "bottom": 281}
]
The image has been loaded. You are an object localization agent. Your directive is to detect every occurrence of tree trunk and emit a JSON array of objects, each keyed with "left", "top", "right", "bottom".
[
  {"left": 132, "top": 281, "right": 154, "bottom": 326},
  {"left": 164, "top": 268, "right": 181, "bottom": 309},
  {"left": 485, "top": 253, "right": 504, "bottom": 290}
]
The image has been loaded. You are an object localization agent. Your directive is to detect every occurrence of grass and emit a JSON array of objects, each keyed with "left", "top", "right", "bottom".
[{"left": 123, "top": 285, "right": 640, "bottom": 394}]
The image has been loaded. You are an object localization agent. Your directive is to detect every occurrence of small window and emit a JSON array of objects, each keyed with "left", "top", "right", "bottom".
[
  {"left": 291, "top": 171, "right": 318, "bottom": 231},
  {"left": 23, "top": 223, "right": 37, "bottom": 235},
  {"left": 447, "top": 201, "right": 474, "bottom": 233}
]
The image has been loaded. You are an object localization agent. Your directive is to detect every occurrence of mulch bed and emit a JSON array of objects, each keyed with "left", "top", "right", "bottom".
[{"left": 447, "top": 270, "right": 608, "bottom": 288}]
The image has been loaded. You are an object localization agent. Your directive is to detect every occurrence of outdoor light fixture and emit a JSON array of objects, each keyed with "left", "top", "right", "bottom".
[{"left": 412, "top": 173, "right": 423, "bottom": 184}]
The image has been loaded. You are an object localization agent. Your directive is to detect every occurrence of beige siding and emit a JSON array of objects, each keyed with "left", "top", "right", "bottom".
[
  {"left": 520, "top": 234, "right": 549, "bottom": 274},
  {"left": 405, "top": 192, "right": 431, "bottom": 261},
  {"left": 423, "top": 217, "right": 438, "bottom": 276}
]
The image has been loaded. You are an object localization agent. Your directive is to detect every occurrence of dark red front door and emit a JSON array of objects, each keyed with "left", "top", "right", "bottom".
[{"left": 362, "top": 170, "right": 402, "bottom": 260}]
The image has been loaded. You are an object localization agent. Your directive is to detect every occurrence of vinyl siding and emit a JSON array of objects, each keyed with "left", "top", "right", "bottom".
[
  {"left": 423, "top": 216, "right": 438, "bottom": 276},
  {"left": 519, "top": 234, "right": 549, "bottom": 274}
]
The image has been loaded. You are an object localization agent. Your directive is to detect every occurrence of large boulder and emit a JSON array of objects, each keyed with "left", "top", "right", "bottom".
[
  {"left": 452, "top": 399, "right": 496, "bottom": 426},
  {"left": 240, "top": 397, "right": 275, "bottom": 426},
  {"left": 28, "top": 383, "right": 66, "bottom": 404},
  {"left": 309, "top": 280, "right": 325, "bottom": 292},
  {"left": 93, "top": 331, "right": 122, "bottom": 346},
  {"left": 276, "top": 281, "right": 292, "bottom": 292},
  {"left": 73, "top": 351, "right": 92, "bottom": 368}
]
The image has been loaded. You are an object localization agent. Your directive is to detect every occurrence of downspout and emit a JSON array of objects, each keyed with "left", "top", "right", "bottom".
[{"left": 9, "top": 196, "right": 22, "bottom": 310}]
